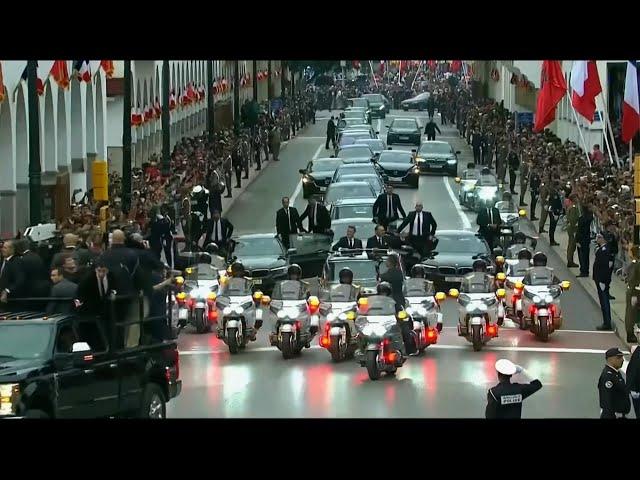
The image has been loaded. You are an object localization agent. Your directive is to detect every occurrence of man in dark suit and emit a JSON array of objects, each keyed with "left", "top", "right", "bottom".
[
  {"left": 593, "top": 233, "right": 613, "bottom": 331},
  {"left": 275, "top": 196, "right": 304, "bottom": 249},
  {"left": 0, "top": 240, "right": 26, "bottom": 310},
  {"left": 100, "top": 229, "right": 139, "bottom": 295},
  {"left": 47, "top": 267, "right": 78, "bottom": 315},
  {"left": 396, "top": 202, "right": 438, "bottom": 257},
  {"left": 75, "top": 260, "right": 117, "bottom": 316},
  {"left": 326, "top": 116, "right": 337, "bottom": 150},
  {"left": 204, "top": 209, "right": 234, "bottom": 252},
  {"left": 576, "top": 204, "right": 593, "bottom": 277},
  {"left": 373, "top": 185, "right": 406, "bottom": 228},
  {"left": 379, "top": 255, "right": 406, "bottom": 312},
  {"left": 17, "top": 239, "right": 50, "bottom": 297},
  {"left": 51, "top": 233, "right": 92, "bottom": 269},
  {"left": 299, "top": 198, "right": 331, "bottom": 234},
  {"left": 366, "top": 225, "right": 389, "bottom": 249},
  {"left": 477, "top": 204, "right": 503, "bottom": 249},
  {"left": 332, "top": 225, "right": 363, "bottom": 251},
  {"left": 424, "top": 118, "right": 441, "bottom": 141}
]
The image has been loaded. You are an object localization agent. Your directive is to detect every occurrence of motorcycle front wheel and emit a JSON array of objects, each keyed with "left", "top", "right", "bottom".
[
  {"left": 329, "top": 335, "right": 344, "bottom": 362},
  {"left": 537, "top": 317, "right": 550, "bottom": 342},
  {"left": 366, "top": 350, "right": 382, "bottom": 381},
  {"left": 471, "top": 325, "right": 483, "bottom": 351},
  {"left": 281, "top": 332, "right": 296, "bottom": 359},
  {"left": 194, "top": 309, "right": 209, "bottom": 334},
  {"left": 227, "top": 327, "right": 239, "bottom": 354},
  {"left": 517, "top": 311, "right": 526, "bottom": 330}
]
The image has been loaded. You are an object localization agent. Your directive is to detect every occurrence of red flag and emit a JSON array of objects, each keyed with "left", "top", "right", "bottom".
[
  {"left": 451, "top": 60, "right": 462, "bottom": 73},
  {"left": 533, "top": 60, "right": 567, "bottom": 133},
  {"left": 100, "top": 60, "right": 114, "bottom": 79},
  {"left": 49, "top": 60, "right": 70, "bottom": 89},
  {"left": 570, "top": 61, "right": 602, "bottom": 123}
]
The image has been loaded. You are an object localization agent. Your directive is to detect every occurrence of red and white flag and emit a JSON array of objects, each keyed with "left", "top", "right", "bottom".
[
  {"left": 621, "top": 60, "right": 640, "bottom": 143},
  {"left": 74, "top": 60, "right": 91, "bottom": 83},
  {"left": 169, "top": 89, "right": 177, "bottom": 111},
  {"left": 154, "top": 97, "right": 161, "bottom": 117},
  {"left": 131, "top": 106, "right": 143, "bottom": 126},
  {"left": 570, "top": 60, "right": 602, "bottom": 123}
]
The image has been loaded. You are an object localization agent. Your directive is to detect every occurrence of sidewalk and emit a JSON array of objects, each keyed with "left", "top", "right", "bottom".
[{"left": 533, "top": 220, "right": 630, "bottom": 346}]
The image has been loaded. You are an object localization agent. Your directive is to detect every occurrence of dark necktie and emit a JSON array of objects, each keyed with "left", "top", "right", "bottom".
[
  {"left": 417, "top": 212, "right": 422, "bottom": 235},
  {"left": 214, "top": 221, "right": 220, "bottom": 242},
  {"left": 488, "top": 208, "right": 492, "bottom": 225},
  {"left": 349, "top": 239, "right": 353, "bottom": 248},
  {"left": 98, "top": 277, "right": 105, "bottom": 298},
  {"left": 286, "top": 209, "right": 292, "bottom": 230},
  {"left": 378, "top": 236, "right": 383, "bottom": 248},
  {"left": 387, "top": 195, "right": 393, "bottom": 216}
]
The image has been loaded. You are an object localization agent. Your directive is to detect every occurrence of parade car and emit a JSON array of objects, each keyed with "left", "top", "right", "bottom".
[
  {"left": 337, "top": 117, "right": 370, "bottom": 133},
  {"left": 346, "top": 100, "right": 371, "bottom": 123},
  {"left": 386, "top": 118, "right": 422, "bottom": 146},
  {"left": 338, "top": 131, "right": 376, "bottom": 149},
  {"left": 324, "top": 181, "right": 377, "bottom": 209},
  {"left": 332, "top": 163, "right": 382, "bottom": 183},
  {"left": 227, "top": 234, "right": 291, "bottom": 294},
  {"left": 421, "top": 230, "right": 497, "bottom": 290},
  {"left": 337, "top": 144, "right": 377, "bottom": 163},
  {"left": 455, "top": 167, "right": 481, "bottom": 208},
  {"left": 299, "top": 157, "right": 344, "bottom": 199},
  {"left": 343, "top": 109, "right": 369, "bottom": 124},
  {"left": 330, "top": 218, "right": 378, "bottom": 249},
  {"left": 401, "top": 92, "right": 431, "bottom": 111},
  {"left": 329, "top": 198, "right": 375, "bottom": 221},
  {"left": 375, "top": 150, "right": 420, "bottom": 188},
  {"left": 354, "top": 138, "right": 387, "bottom": 158},
  {"left": 336, "top": 174, "right": 385, "bottom": 195},
  {"left": 415, "top": 141, "right": 460, "bottom": 176},
  {"left": 342, "top": 124, "right": 378, "bottom": 138},
  {"left": 322, "top": 249, "right": 405, "bottom": 296},
  {"left": 362, "top": 93, "right": 390, "bottom": 118}
]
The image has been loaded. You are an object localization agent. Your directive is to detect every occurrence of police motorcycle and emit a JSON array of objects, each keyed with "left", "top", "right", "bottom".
[
  {"left": 519, "top": 252, "right": 571, "bottom": 341},
  {"left": 454, "top": 163, "right": 480, "bottom": 209},
  {"left": 494, "top": 194, "right": 527, "bottom": 250},
  {"left": 215, "top": 262, "right": 266, "bottom": 354},
  {"left": 318, "top": 268, "right": 360, "bottom": 362},
  {"left": 174, "top": 244, "right": 229, "bottom": 334},
  {"left": 354, "top": 283, "right": 414, "bottom": 380},
  {"left": 448, "top": 260, "right": 505, "bottom": 352},
  {"left": 268, "top": 265, "right": 320, "bottom": 359},
  {"left": 403, "top": 265, "right": 445, "bottom": 354},
  {"left": 499, "top": 236, "right": 536, "bottom": 324},
  {"left": 469, "top": 168, "right": 503, "bottom": 213}
]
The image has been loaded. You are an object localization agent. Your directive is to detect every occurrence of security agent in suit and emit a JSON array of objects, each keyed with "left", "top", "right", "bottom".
[
  {"left": 0, "top": 240, "right": 26, "bottom": 310},
  {"left": 366, "top": 225, "right": 390, "bottom": 250},
  {"left": 204, "top": 209, "right": 234, "bottom": 252},
  {"left": 299, "top": 197, "right": 331, "bottom": 234},
  {"left": 593, "top": 233, "right": 613, "bottom": 331},
  {"left": 423, "top": 118, "right": 441, "bottom": 141},
  {"left": 598, "top": 347, "right": 631, "bottom": 419},
  {"left": 75, "top": 260, "right": 118, "bottom": 317},
  {"left": 373, "top": 185, "right": 406, "bottom": 228},
  {"left": 396, "top": 202, "right": 437, "bottom": 258},
  {"left": 476, "top": 204, "right": 503, "bottom": 250},
  {"left": 46, "top": 267, "right": 78, "bottom": 315},
  {"left": 379, "top": 254, "right": 405, "bottom": 311},
  {"left": 626, "top": 328, "right": 640, "bottom": 418},
  {"left": 485, "top": 359, "right": 542, "bottom": 419},
  {"left": 16, "top": 238, "right": 50, "bottom": 298},
  {"left": 275, "top": 196, "right": 304, "bottom": 249},
  {"left": 332, "top": 225, "right": 363, "bottom": 251}
]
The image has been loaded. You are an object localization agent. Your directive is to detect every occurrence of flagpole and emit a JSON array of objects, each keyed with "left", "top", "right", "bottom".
[
  {"left": 369, "top": 61, "right": 378, "bottom": 89},
  {"left": 411, "top": 61, "right": 423, "bottom": 91},
  {"left": 569, "top": 102, "right": 592, "bottom": 168},
  {"left": 597, "top": 92, "right": 621, "bottom": 168}
]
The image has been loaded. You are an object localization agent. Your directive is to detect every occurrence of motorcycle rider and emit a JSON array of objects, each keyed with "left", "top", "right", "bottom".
[
  {"left": 522, "top": 252, "right": 561, "bottom": 286},
  {"left": 506, "top": 232, "right": 529, "bottom": 258},
  {"left": 404, "top": 264, "right": 432, "bottom": 296},
  {"left": 187, "top": 185, "right": 210, "bottom": 249},
  {"left": 460, "top": 259, "right": 496, "bottom": 293},
  {"left": 222, "top": 261, "right": 262, "bottom": 332},
  {"left": 369, "top": 281, "right": 417, "bottom": 355},
  {"left": 497, "top": 191, "right": 518, "bottom": 212},
  {"left": 334, "top": 267, "right": 360, "bottom": 301}
]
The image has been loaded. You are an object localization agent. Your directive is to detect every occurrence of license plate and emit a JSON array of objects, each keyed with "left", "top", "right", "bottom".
[
  {"left": 399, "top": 136, "right": 409, "bottom": 140},
  {"left": 390, "top": 176, "right": 403, "bottom": 182},
  {"left": 253, "top": 279, "right": 262, "bottom": 285},
  {"left": 445, "top": 276, "right": 462, "bottom": 282},
  {"left": 430, "top": 164, "right": 443, "bottom": 169},
  {"left": 178, "top": 309, "right": 188, "bottom": 320}
]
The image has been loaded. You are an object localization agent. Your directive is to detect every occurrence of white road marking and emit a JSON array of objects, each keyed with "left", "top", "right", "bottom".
[
  {"left": 377, "top": 118, "right": 382, "bottom": 135},
  {"left": 442, "top": 176, "right": 472, "bottom": 230},
  {"left": 290, "top": 143, "right": 324, "bottom": 207},
  {"left": 441, "top": 326, "right": 618, "bottom": 334},
  {"left": 180, "top": 344, "right": 629, "bottom": 356}
]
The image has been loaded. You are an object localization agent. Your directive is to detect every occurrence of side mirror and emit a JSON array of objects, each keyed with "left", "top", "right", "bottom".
[
  {"left": 287, "top": 248, "right": 297, "bottom": 255},
  {"left": 299, "top": 169, "right": 307, "bottom": 175},
  {"left": 455, "top": 151, "right": 461, "bottom": 155}
]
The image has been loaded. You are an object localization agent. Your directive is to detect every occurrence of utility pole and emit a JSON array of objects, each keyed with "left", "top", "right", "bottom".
[
  {"left": 207, "top": 60, "right": 215, "bottom": 141},
  {"left": 122, "top": 60, "right": 132, "bottom": 213},
  {"left": 252, "top": 60, "right": 258, "bottom": 102},
  {"left": 27, "top": 60, "right": 42, "bottom": 224},
  {"left": 161, "top": 60, "right": 170, "bottom": 177},
  {"left": 233, "top": 60, "right": 240, "bottom": 134}
]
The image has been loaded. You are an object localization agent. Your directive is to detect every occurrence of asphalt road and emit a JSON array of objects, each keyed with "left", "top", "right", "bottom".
[{"left": 168, "top": 109, "right": 630, "bottom": 418}]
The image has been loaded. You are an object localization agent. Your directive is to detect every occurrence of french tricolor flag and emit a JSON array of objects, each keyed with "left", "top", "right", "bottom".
[
  {"left": 74, "top": 60, "right": 91, "bottom": 83},
  {"left": 570, "top": 60, "right": 602, "bottom": 123},
  {"left": 621, "top": 60, "right": 640, "bottom": 143}
]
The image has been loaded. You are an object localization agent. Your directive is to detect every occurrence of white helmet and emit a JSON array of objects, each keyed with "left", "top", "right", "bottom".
[{"left": 495, "top": 359, "right": 517, "bottom": 376}]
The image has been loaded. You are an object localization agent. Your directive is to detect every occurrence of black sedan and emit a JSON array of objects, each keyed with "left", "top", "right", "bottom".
[
  {"left": 354, "top": 138, "right": 387, "bottom": 157},
  {"left": 386, "top": 118, "right": 422, "bottom": 146},
  {"left": 415, "top": 141, "right": 460, "bottom": 176},
  {"left": 299, "top": 157, "right": 344, "bottom": 199},
  {"left": 362, "top": 93, "right": 389, "bottom": 118},
  {"left": 375, "top": 150, "right": 419, "bottom": 188},
  {"left": 401, "top": 92, "right": 430, "bottom": 111},
  {"left": 420, "top": 230, "right": 497, "bottom": 290}
]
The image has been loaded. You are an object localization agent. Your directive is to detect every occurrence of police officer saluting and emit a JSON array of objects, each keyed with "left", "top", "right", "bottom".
[
  {"left": 598, "top": 347, "right": 631, "bottom": 419},
  {"left": 485, "top": 359, "right": 542, "bottom": 419}
]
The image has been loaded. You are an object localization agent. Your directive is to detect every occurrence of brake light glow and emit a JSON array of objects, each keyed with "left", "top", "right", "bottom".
[
  {"left": 208, "top": 310, "right": 218, "bottom": 322},
  {"left": 295, "top": 320, "right": 301, "bottom": 330},
  {"left": 386, "top": 351, "right": 397, "bottom": 364},
  {"left": 529, "top": 305, "right": 537, "bottom": 316},
  {"left": 186, "top": 298, "right": 195, "bottom": 309},
  {"left": 548, "top": 304, "right": 556, "bottom": 317},
  {"left": 487, "top": 324, "right": 498, "bottom": 337},
  {"left": 320, "top": 336, "right": 330, "bottom": 348},
  {"left": 426, "top": 328, "right": 437, "bottom": 340}
]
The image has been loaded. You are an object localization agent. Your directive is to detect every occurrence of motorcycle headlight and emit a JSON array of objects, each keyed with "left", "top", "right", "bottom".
[
  {"left": 223, "top": 306, "right": 233, "bottom": 316},
  {"left": 544, "top": 294, "right": 554, "bottom": 304},
  {"left": 362, "top": 323, "right": 387, "bottom": 337},
  {"left": 0, "top": 383, "right": 19, "bottom": 416},
  {"left": 447, "top": 159, "right": 457, "bottom": 164},
  {"left": 463, "top": 183, "right": 475, "bottom": 191},
  {"left": 479, "top": 188, "right": 496, "bottom": 200},
  {"left": 234, "top": 306, "right": 244, "bottom": 315},
  {"left": 277, "top": 310, "right": 287, "bottom": 319},
  {"left": 338, "top": 312, "right": 347, "bottom": 321},
  {"left": 326, "top": 313, "right": 337, "bottom": 322},
  {"left": 533, "top": 295, "right": 541, "bottom": 303}
]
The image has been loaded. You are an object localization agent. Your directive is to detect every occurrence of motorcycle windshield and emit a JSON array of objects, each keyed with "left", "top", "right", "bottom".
[
  {"left": 272, "top": 280, "right": 307, "bottom": 300},
  {"left": 404, "top": 278, "right": 435, "bottom": 297},
  {"left": 220, "top": 277, "right": 253, "bottom": 296},
  {"left": 328, "top": 284, "right": 358, "bottom": 302},
  {"left": 362, "top": 296, "right": 397, "bottom": 316},
  {"left": 288, "top": 233, "right": 332, "bottom": 256}
]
